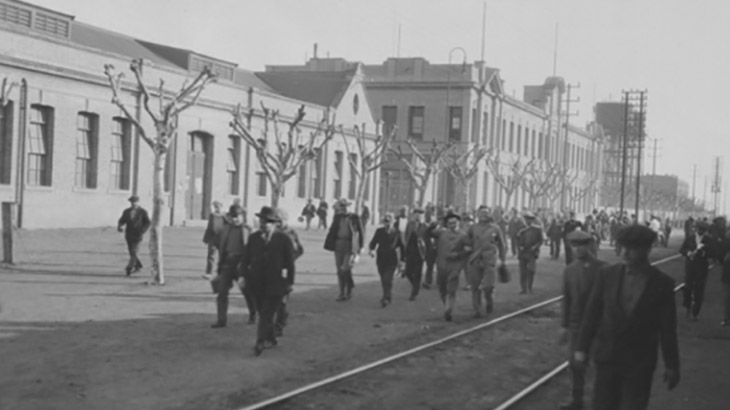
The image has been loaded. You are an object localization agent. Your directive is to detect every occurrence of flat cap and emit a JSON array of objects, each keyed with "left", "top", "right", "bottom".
[
  {"left": 615, "top": 225, "right": 657, "bottom": 248},
  {"left": 567, "top": 230, "right": 594, "bottom": 245},
  {"left": 523, "top": 211, "right": 536, "bottom": 219},
  {"left": 444, "top": 211, "right": 461, "bottom": 221},
  {"left": 412, "top": 207, "right": 425, "bottom": 214},
  {"left": 128, "top": 195, "right": 140, "bottom": 203}
]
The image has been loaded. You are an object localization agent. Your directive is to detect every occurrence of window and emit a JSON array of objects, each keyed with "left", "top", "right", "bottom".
[
  {"left": 501, "top": 119, "right": 507, "bottom": 150},
  {"left": 297, "top": 162, "right": 307, "bottom": 198},
  {"left": 227, "top": 136, "right": 240, "bottom": 195},
  {"left": 408, "top": 106, "right": 424, "bottom": 139},
  {"left": 33, "top": 12, "right": 70, "bottom": 37},
  {"left": 363, "top": 173, "right": 370, "bottom": 201},
  {"left": 257, "top": 171, "right": 267, "bottom": 196},
  {"left": 516, "top": 125, "right": 522, "bottom": 154},
  {"left": 334, "top": 150, "right": 343, "bottom": 198},
  {"left": 471, "top": 108, "right": 479, "bottom": 143},
  {"left": 348, "top": 153, "right": 357, "bottom": 200},
  {"left": 482, "top": 171, "right": 489, "bottom": 205},
  {"left": 75, "top": 113, "right": 98, "bottom": 189},
  {"left": 382, "top": 106, "right": 397, "bottom": 138},
  {"left": 482, "top": 112, "right": 489, "bottom": 146},
  {"left": 531, "top": 130, "right": 537, "bottom": 158},
  {"left": 27, "top": 105, "right": 53, "bottom": 186},
  {"left": 312, "top": 148, "right": 322, "bottom": 199},
  {"left": 110, "top": 118, "right": 131, "bottom": 190},
  {"left": 0, "top": 2, "right": 31, "bottom": 27},
  {"left": 509, "top": 122, "right": 514, "bottom": 152},
  {"left": 448, "top": 106, "right": 462, "bottom": 141},
  {"left": 0, "top": 102, "right": 12, "bottom": 184}
]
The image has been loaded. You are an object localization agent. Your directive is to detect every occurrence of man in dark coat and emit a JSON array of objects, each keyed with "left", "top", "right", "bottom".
[
  {"left": 548, "top": 216, "right": 564, "bottom": 260},
  {"left": 562, "top": 211, "right": 583, "bottom": 265},
  {"left": 679, "top": 220, "right": 716, "bottom": 320},
  {"left": 301, "top": 199, "right": 316, "bottom": 231},
  {"left": 559, "top": 230, "right": 608, "bottom": 410},
  {"left": 211, "top": 204, "right": 251, "bottom": 328},
  {"left": 244, "top": 206, "right": 295, "bottom": 356},
  {"left": 117, "top": 195, "right": 151, "bottom": 276},
  {"left": 574, "top": 225, "right": 680, "bottom": 410},
  {"left": 401, "top": 207, "right": 430, "bottom": 301},
  {"left": 516, "top": 211, "right": 544, "bottom": 294},
  {"left": 202, "top": 200, "right": 226, "bottom": 280},
  {"left": 273, "top": 207, "right": 304, "bottom": 337},
  {"left": 324, "top": 199, "right": 364, "bottom": 301},
  {"left": 507, "top": 208, "right": 525, "bottom": 257},
  {"left": 316, "top": 200, "right": 329, "bottom": 230}
]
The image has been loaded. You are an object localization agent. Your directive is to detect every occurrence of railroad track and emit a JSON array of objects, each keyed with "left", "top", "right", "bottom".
[{"left": 235, "top": 251, "right": 683, "bottom": 410}]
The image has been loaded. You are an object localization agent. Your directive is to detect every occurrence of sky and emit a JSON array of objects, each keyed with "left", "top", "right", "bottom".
[{"left": 28, "top": 0, "right": 730, "bottom": 212}]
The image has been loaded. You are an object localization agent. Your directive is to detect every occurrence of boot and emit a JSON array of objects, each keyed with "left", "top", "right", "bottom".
[{"left": 484, "top": 288, "right": 494, "bottom": 315}]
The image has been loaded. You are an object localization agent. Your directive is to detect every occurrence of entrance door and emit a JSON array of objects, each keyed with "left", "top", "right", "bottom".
[{"left": 186, "top": 133, "right": 210, "bottom": 220}]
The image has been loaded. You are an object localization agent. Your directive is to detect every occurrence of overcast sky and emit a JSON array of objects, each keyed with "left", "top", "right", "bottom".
[{"left": 30, "top": 0, "right": 730, "bottom": 211}]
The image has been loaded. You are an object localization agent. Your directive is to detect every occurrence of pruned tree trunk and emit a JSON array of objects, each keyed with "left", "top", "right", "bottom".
[
  {"left": 149, "top": 149, "right": 166, "bottom": 284},
  {"left": 271, "top": 184, "right": 283, "bottom": 208}
]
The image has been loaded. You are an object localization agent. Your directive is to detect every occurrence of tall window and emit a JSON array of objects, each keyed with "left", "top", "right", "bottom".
[
  {"left": 408, "top": 106, "right": 424, "bottom": 139},
  {"left": 257, "top": 171, "right": 267, "bottom": 196},
  {"left": 516, "top": 125, "right": 522, "bottom": 154},
  {"left": 110, "top": 117, "right": 131, "bottom": 190},
  {"left": 0, "top": 102, "right": 12, "bottom": 184},
  {"left": 348, "top": 153, "right": 357, "bottom": 200},
  {"left": 501, "top": 119, "right": 506, "bottom": 150},
  {"left": 382, "top": 106, "right": 397, "bottom": 138},
  {"left": 297, "top": 162, "right": 307, "bottom": 198},
  {"left": 531, "top": 130, "right": 537, "bottom": 158},
  {"left": 334, "top": 150, "right": 343, "bottom": 198},
  {"left": 75, "top": 113, "right": 98, "bottom": 189},
  {"left": 471, "top": 107, "right": 479, "bottom": 143},
  {"left": 312, "top": 148, "right": 322, "bottom": 199},
  {"left": 27, "top": 105, "right": 53, "bottom": 186},
  {"left": 508, "top": 122, "right": 515, "bottom": 152},
  {"left": 363, "top": 173, "right": 370, "bottom": 201},
  {"left": 448, "top": 106, "right": 462, "bottom": 141},
  {"left": 226, "top": 135, "right": 240, "bottom": 195},
  {"left": 482, "top": 112, "right": 489, "bottom": 146}
]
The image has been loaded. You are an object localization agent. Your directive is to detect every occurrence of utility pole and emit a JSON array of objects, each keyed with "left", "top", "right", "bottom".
[
  {"left": 691, "top": 163, "right": 697, "bottom": 201},
  {"left": 711, "top": 156, "right": 723, "bottom": 217},
  {"left": 560, "top": 82, "right": 580, "bottom": 211},
  {"left": 634, "top": 91, "right": 646, "bottom": 223},
  {"left": 619, "top": 91, "right": 630, "bottom": 219}
]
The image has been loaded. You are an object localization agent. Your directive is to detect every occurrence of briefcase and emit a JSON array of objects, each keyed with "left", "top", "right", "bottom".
[{"left": 498, "top": 264, "right": 511, "bottom": 283}]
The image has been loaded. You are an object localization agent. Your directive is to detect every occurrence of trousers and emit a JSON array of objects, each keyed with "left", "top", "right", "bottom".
[
  {"left": 256, "top": 295, "right": 282, "bottom": 344},
  {"left": 683, "top": 266, "right": 709, "bottom": 317},
  {"left": 205, "top": 243, "right": 218, "bottom": 274},
  {"left": 405, "top": 254, "right": 424, "bottom": 298},
  {"left": 593, "top": 363, "right": 654, "bottom": 410},
  {"left": 125, "top": 239, "right": 143, "bottom": 270},
  {"left": 334, "top": 240, "right": 354, "bottom": 296},
  {"left": 378, "top": 264, "right": 397, "bottom": 301}
]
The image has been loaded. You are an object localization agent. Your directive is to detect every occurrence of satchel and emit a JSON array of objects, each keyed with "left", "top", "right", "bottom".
[{"left": 498, "top": 264, "right": 511, "bottom": 283}]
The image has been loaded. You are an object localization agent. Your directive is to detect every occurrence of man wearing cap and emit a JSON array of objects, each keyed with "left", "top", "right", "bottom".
[
  {"left": 562, "top": 211, "right": 584, "bottom": 265},
  {"left": 402, "top": 206, "right": 430, "bottom": 301},
  {"left": 211, "top": 204, "right": 252, "bottom": 328},
  {"left": 516, "top": 211, "right": 544, "bottom": 294},
  {"left": 559, "top": 230, "right": 608, "bottom": 410},
  {"left": 679, "top": 220, "right": 716, "bottom": 321},
  {"left": 507, "top": 208, "right": 526, "bottom": 257},
  {"left": 324, "top": 198, "right": 364, "bottom": 301},
  {"left": 202, "top": 200, "right": 227, "bottom": 280},
  {"left": 117, "top": 195, "right": 151, "bottom": 276},
  {"left": 243, "top": 206, "right": 296, "bottom": 356},
  {"left": 574, "top": 225, "right": 680, "bottom": 410},
  {"left": 432, "top": 212, "right": 470, "bottom": 321},
  {"left": 465, "top": 206, "right": 506, "bottom": 317}
]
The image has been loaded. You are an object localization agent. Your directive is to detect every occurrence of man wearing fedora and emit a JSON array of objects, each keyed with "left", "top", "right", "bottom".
[
  {"left": 243, "top": 206, "right": 296, "bottom": 356},
  {"left": 574, "top": 225, "right": 680, "bottom": 410},
  {"left": 516, "top": 211, "right": 544, "bottom": 294},
  {"left": 117, "top": 195, "right": 151, "bottom": 276},
  {"left": 679, "top": 219, "right": 716, "bottom": 321},
  {"left": 559, "top": 230, "right": 608, "bottom": 410},
  {"left": 402, "top": 206, "right": 430, "bottom": 301},
  {"left": 324, "top": 198, "right": 364, "bottom": 301},
  {"left": 211, "top": 204, "right": 251, "bottom": 328}
]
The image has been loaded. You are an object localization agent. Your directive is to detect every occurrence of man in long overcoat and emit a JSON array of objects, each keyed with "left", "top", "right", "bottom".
[
  {"left": 117, "top": 195, "right": 151, "bottom": 276},
  {"left": 402, "top": 207, "right": 430, "bottom": 301},
  {"left": 243, "top": 206, "right": 295, "bottom": 356},
  {"left": 574, "top": 225, "right": 680, "bottom": 410},
  {"left": 202, "top": 200, "right": 226, "bottom": 280}
]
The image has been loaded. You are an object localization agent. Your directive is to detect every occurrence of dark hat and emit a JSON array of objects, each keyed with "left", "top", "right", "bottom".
[
  {"left": 255, "top": 206, "right": 280, "bottom": 222},
  {"left": 695, "top": 220, "right": 710, "bottom": 231},
  {"left": 128, "top": 195, "right": 140, "bottom": 203},
  {"left": 523, "top": 211, "right": 536, "bottom": 219},
  {"left": 228, "top": 204, "right": 245, "bottom": 217},
  {"left": 615, "top": 225, "right": 657, "bottom": 248},
  {"left": 444, "top": 211, "right": 461, "bottom": 221},
  {"left": 567, "top": 230, "right": 594, "bottom": 245},
  {"left": 412, "top": 207, "right": 425, "bottom": 214},
  {"left": 336, "top": 198, "right": 351, "bottom": 207}
]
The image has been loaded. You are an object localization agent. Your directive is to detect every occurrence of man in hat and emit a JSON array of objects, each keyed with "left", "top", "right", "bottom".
[
  {"left": 202, "top": 200, "right": 227, "bottom": 280},
  {"left": 243, "top": 206, "right": 295, "bottom": 356},
  {"left": 574, "top": 225, "right": 680, "bottom": 410},
  {"left": 117, "top": 195, "right": 151, "bottom": 276},
  {"left": 507, "top": 208, "right": 525, "bottom": 257},
  {"left": 301, "top": 199, "right": 316, "bottom": 231},
  {"left": 516, "top": 211, "right": 544, "bottom": 294},
  {"left": 559, "top": 230, "right": 608, "bottom": 410},
  {"left": 432, "top": 212, "right": 470, "bottom": 321},
  {"left": 323, "top": 198, "right": 364, "bottom": 301},
  {"left": 563, "top": 211, "right": 584, "bottom": 265},
  {"left": 679, "top": 219, "right": 716, "bottom": 321},
  {"left": 465, "top": 206, "right": 506, "bottom": 317},
  {"left": 272, "top": 207, "right": 304, "bottom": 337},
  {"left": 401, "top": 206, "right": 430, "bottom": 300},
  {"left": 211, "top": 204, "right": 251, "bottom": 328},
  {"left": 316, "top": 200, "right": 329, "bottom": 230}
]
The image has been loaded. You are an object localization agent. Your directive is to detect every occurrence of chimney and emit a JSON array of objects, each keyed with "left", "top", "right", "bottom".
[{"left": 314, "top": 43, "right": 318, "bottom": 59}]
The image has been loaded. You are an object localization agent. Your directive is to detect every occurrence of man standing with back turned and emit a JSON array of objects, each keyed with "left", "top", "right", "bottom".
[{"left": 574, "top": 225, "right": 680, "bottom": 410}]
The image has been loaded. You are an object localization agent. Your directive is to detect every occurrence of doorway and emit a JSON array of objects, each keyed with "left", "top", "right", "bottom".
[{"left": 186, "top": 132, "right": 212, "bottom": 220}]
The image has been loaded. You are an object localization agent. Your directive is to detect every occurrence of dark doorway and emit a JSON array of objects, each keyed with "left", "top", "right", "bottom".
[{"left": 186, "top": 132, "right": 212, "bottom": 220}]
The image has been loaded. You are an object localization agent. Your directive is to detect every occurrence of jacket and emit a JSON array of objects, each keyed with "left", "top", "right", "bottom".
[
  {"left": 403, "top": 220, "right": 430, "bottom": 260},
  {"left": 679, "top": 233, "right": 716, "bottom": 272},
  {"left": 203, "top": 212, "right": 227, "bottom": 246},
  {"left": 561, "top": 256, "right": 609, "bottom": 330},
  {"left": 577, "top": 263, "right": 680, "bottom": 371},
  {"left": 117, "top": 206, "right": 151, "bottom": 241},
  {"left": 217, "top": 223, "right": 251, "bottom": 276},
  {"left": 242, "top": 230, "right": 296, "bottom": 297},
  {"left": 324, "top": 213, "right": 364, "bottom": 253}
]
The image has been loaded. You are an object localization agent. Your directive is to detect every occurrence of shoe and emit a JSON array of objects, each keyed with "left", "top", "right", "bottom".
[
  {"left": 408, "top": 295, "right": 416, "bottom": 301},
  {"left": 263, "top": 339, "right": 278, "bottom": 349},
  {"left": 691, "top": 315, "right": 699, "bottom": 322},
  {"left": 472, "top": 312, "right": 482, "bottom": 319},
  {"left": 132, "top": 265, "right": 143, "bottom": 273},
  {"left": 519, "top": 290, "right": 527, "bottom": 295},
  {"left": 486, "top": 303, "right": 494, "bottom": 315},
  {"left": 274, "top": 327, "right": 283, "bottom": 338},
  {"left": 444, "top": 309, "right": 453, "bottom": 322},
  {"left": 380, "top": 298, "right": 388, "bottom": 308},
  {"left": 247, "top": 315, "right": 256, "bottom": 325},
  {"left": 559, "top": 399, "right": 583, "bottom": 410},
  {"left": 336, "top": 295, "right": 347, "bottom": 302},
  {"left": 201, "top": 273, "right": 212, "bottom": 280},
  {"left": 422, "top": 283, "right": 431, "bottom": 290},
  {"left": 253, "top": 343, "right": 264, "bottom": 356},
  {"left": 211, "top": 322, "right": 226, "bottom": 329},
  {"left": 124, "top": 267, "right": 132, "bottom": 277}
]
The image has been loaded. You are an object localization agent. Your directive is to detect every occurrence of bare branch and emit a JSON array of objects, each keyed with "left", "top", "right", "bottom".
[
  {"left": 0, "top": 77, "right": 18, "bottom": 107},
  {"left": 103, "top": 64, "right": 154, "bottom": 149}
]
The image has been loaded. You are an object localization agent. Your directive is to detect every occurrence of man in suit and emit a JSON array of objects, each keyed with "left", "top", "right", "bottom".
[
  {"left": 563, "top": 211, "right": 583, "bottom": 265},
  {"left": 211, "top": 204, "right": 251, "bottom": 328},
  {"left": 243, "top": 206, "right": 296, "bottom": 356},
  {"left": 559, "top": 230, "right": 608, "bottom": 410},
  {"left": 507, "top": 208, "right": 526, "bottom": 257},
  {"left": 517, "top": 211, "right": 544, "bottom": 294},
  {"left": 400, "top": 207, "right": 430, "bottom": 301},
  {"left": 202, "top": 200, "right": 226, "bottom": 280},
  {"left": 574, "top": 225, "right": 680, "bottom": 410},
  {"left": 324, "top": 199, "right": 364, "bottom": 301},
  {"left": 679, "top": 220, "right": 716, "bottom": 321},
  {"left": 465, "top": 206, "right": 506, "bottom": 317},
  {"left": 117, "top": 195, "right": 151, "bottom": 276}
]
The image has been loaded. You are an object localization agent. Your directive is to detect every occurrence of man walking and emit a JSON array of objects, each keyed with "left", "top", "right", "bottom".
[
  {"left": 679, "top": 220, "right": 715, "bottom": 321},
  {"left": 559, "top": 230, "right": 608, "bottom": 410},
  {"left": 272, "top": 208, "right": 304, "bottom": 338},
  {"left": 563, "top": 211, "right": 583, "bottom": 265},
  {"left": 507, "top": 208, "right": 525, "bottom": 257},
  {"left": 548, "top": 215, "right": 564, "bottom": 260},
  {"left": 243, "top": 206, "right": 295, "bottom": 356},
  {"left": 117, "top": 195, "right": 151, "bottom": 276},
  {"left": 517, "top": 212, "right": 544, "bottom": 294},
  {"left": 574, "top": 225, "right": 680, "bottom": 410},
  {"left": 432, "top": 212, "right": 470, "bottom": 321},
  {"left": 301, "top": 199, "right": 316, "bottom": 230},
  {"left": 316, "top": 200, "right": 329, "bottom": 230},
  {"left": 402, "top": 207, "right": 429, "bottom": 301},
  {"left": 324, "top": 199, "right": 364, "bottom": 301},
  {"left": 202, "top": 200, "right": 226, "bottom": 280},
  {"left": 465, "top": 206, "right": 506, "bottom": 317}
]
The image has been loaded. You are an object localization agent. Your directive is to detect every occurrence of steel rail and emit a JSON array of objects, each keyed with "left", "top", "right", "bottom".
[
  {"left": 236, "top": 253, "right": 682, "bottom": 410},
  {"left": 492, "top": 254, "right": 685, "bottom": 410}
]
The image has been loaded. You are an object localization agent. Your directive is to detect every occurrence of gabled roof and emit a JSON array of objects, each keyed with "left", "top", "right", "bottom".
[
  {"left": 255, "top": 69, "right": 357, "bottom": 108},
  {"left": 233, "top": 68, "right": 275, "bottom": 92}
]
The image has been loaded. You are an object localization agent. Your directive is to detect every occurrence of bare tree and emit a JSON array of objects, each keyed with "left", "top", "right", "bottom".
[
  {"left": 340, "top": 123, "right": 396, "bottom": 212},
  {"left": 390, "top": 138, "right": 454, "bottom": 207},
  {"left": 567, "top": 175, "right": 599, "bottom": 210},
  {"left": 1, "top": 78, "right": 17, "bottom": 107},
  {"left": 485, "top": 152, "right": 535, "bottom": 209},
  {"left": 443, "top": 145, "right": 490, "bottom": 209},
  {"left": 230, "top": 104, "right": 337, "bottom": 207},
  {"left": 521, "top": 160, "right": 561, "bottom": 208},
  {"left": 104, "top": 59, "right": 217, "bottom": 285},
  {"left": 549, "top": 166, "right": 580, "bottom": 211}
]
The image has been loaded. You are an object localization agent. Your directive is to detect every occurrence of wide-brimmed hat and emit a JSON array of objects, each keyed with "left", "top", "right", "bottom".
[
  {"left": 128, "top": 195, "right": 140, "bottom": 203},
  {"left": 523, "top": 211, "right": 536, "bottom": 219},
  {"left": 336, "top": 198, "right": 351, "bottom": 207},
  {"left": 255, "top": 206, "right": 280, "bottom": 222},
  {"left": 567, "top": 230, "right": 594, "bottom": 245},
  {"left": 228, "top": 204, "right": 246, "bottom": 217}
]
